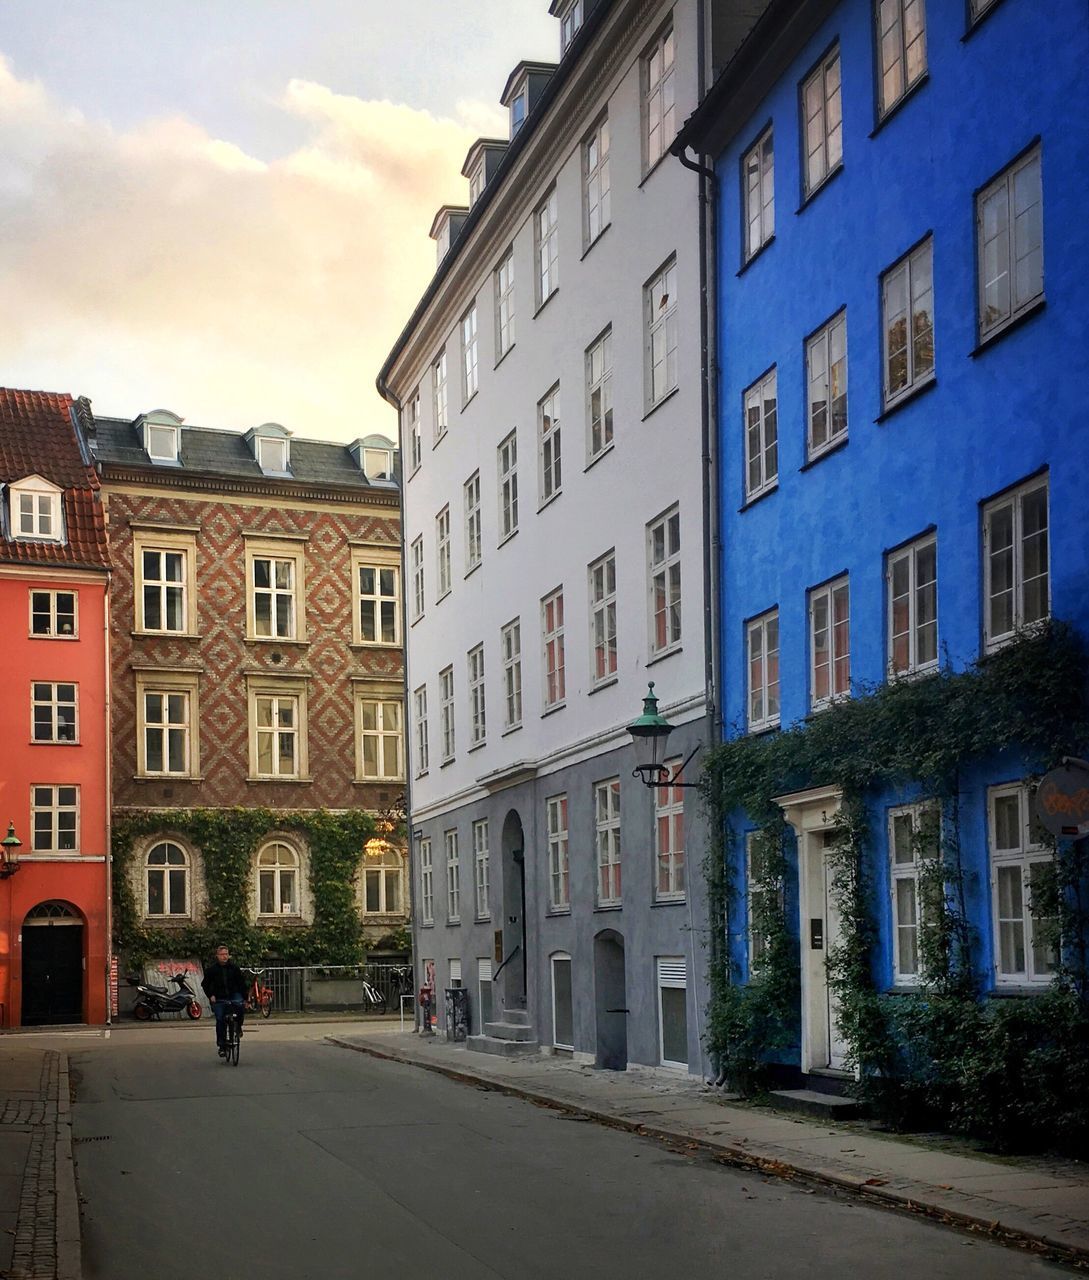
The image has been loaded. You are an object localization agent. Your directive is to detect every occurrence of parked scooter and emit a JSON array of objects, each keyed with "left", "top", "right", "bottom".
[{"left": 128, "top": 972, "right": 202, "bottom": 1021}]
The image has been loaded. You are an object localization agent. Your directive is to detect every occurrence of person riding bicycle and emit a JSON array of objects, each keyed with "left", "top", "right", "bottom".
[{"left": 201, "top": 945, "right": 247, "bottom": 1057}]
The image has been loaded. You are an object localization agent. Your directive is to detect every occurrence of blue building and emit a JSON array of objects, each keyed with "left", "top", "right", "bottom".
[{"left": 675, "top": 0, "right": 1089, "bottom": 1123}]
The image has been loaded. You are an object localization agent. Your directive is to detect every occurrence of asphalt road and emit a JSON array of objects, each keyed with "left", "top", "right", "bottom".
[{"left": 69, "top": 1022, "right": 1072, "bottom": 1280}]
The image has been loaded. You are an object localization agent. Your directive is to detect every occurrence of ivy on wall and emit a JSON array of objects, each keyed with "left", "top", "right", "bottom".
[
  {"left": 701, "top": 622, "right": 1089, "bottom": 1153},
  {"left": 113, "top": 807, "right": 404, "bottom": 968}
]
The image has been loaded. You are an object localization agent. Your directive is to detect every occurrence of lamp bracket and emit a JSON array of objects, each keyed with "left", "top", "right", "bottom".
[{"left": 633, "top": 744, "right": 702, "bottom": 790}]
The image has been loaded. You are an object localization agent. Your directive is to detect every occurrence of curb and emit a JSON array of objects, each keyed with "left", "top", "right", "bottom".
[
  {"left": 55, "top": 1054, "right": 81, "bottom": 1280},
  {"left": 328, "top": 1036, "right": 1089, "bottom": 1272}
]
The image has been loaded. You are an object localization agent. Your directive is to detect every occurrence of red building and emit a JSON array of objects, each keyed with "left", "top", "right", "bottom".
[{"left": 0, "top": 388, "right": 111, "bottom": 1026}]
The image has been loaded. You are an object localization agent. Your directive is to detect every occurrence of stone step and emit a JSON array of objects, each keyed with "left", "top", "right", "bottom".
[
  {"left": 768, "top": 1088, "right": 862, "bottom": 1120},
  {"left": 500, "top": 1008, "right": 532, "bottom": 1027},
  {"left": 484, "top": 1020, "right": 536, "bottom": 1042},
  {"left": 466, "top": 1034, "right": 540, "bottom": 1059}
]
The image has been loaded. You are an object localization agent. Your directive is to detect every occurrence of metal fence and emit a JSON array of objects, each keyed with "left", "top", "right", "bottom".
[{"left": 243, "top": 963, "right": 413, "bottom": 1015}]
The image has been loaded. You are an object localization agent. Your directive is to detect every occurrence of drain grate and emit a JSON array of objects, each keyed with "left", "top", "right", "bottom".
[{"left": 73, "top": 1135, "right": 111, "bottom": 1144}]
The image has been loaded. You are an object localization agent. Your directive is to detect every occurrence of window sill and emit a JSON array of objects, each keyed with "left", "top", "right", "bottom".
[
  {"left": 652, "top": 896, "right": 686, "bottom": 907},
  {"left": 584, "top": 442, "right": 615, "bottom": 474},
  {"left": 541, "top": 701, "right": 566, "bottom": 719},
  {"left": 494, "top": 342, "right": 516, "bottom": 371},
  {"left": 132, "top": 630, "right": 201, "bottom": 641},
  {"left": 990, "top": 983, "right": 1055, "bottom": 997},
  {"left": 407, "top": 463, "right": 421, "bottom": 482},
  {"left": 580, "top": 222, "right": 611, "bottom": 261},
  {"left": 447, "top": 919, "right": 462, "bottom": 928},
  {"left": 747, "top": 721, "right": 781, "bottom": 738},
  {"left": 134, "top": 773, "right": 204, "bottom": 783},
  {"left": 970, "top": 297, "right": 1045, "bottom": 358},
  {"left": 501, "top": 723, "right": 523, "bottom": 738},
  {"left": 31, "top": 739, "right": 80, "bottom": 747},
  {"left": 432, "top": 429, "right": 448, "bottom": 450},
  {"left": 467, "top": 740, "right": 487, "bottom": 754},
  {"left": 415, "top": 769, "right": 429, "bottom": 780},
  {"left": 533, "top": 288, "right": 559, "bottom": 320},
  {"left": 796, "top": 162, "right": 844, "bottom": 214},
  {"left": 474, "top": 916, "right": 492, "bottom": 925},
  {"left": 440, "top": 757, "right": 456, "bottom": 769},
  {"left": 962, "top": 0, "right": 1006, "bottom": 42},
  {"left": 594, "top": 903, "right": 622, "bottom": 913},
  {"left": 800, "top": 434, "right": 849, "bottom": 472},
  {"left": 497, "top": 528, "right": 519, "bottom": 551},
  {"left": 257, "top": 915, "right": 305, "bottom": 926},
  {"left": 870, "top": 73, "right": 929, "bottom": 139},
  {"left": 435, "top": 589, "right": 452, "bottom": 606},
  {"left": 349, "top": 641, "right": 402, "bottom": 652},
  {"left": 245, "top": 776, "right": 313, "bottom": 784},
  {"left": 537, "top": 490, "right": 563, "bottom": 516},
  {"left": 588, "top": 675, "right": 619, "bottom": 696},
  {"left": 646, "top": 645, "right": 681, "bottom": 669},
  {"left": 410, "top": 613, "right": 424, "bottom": 628},
  {"left": 875, "top": 374, "right": 937, "bottom": 424},
  {"left": 546, "top": 907, "right": 572, "bottom": 917},
  {"left": 982, "top": 617, "right": 1051, "bottom": 658},
  {"left": 638, "top": 150, "right": 671, "bottom": 189},
  {"left": 464, "top": 561, "right": 482, "bottom": 581},
  {"left": 29, "top": 633, "right": 80, "bottom": 642},
  {"left": 419, "top": 921, "right": 435, "bottom": 930},
  {"left": 461, "top": 390, "right": 478, "bottom": 414},
  {"left": 352, "top": 777, "right": 406, "bottom": 786},
  {"left": 739, "top": 482, "right": 778, "bottom": 513},
  {"left": 642, "top": 385, "right": 680, "bottom": 422},
  {"left": 737, "top": 235, "right": 775, "bottom": 277},
  {"left": 243, "top": 637, "right": 310, "bottom": 648},
  {"left": 886, "top": 663, "right": 939, "bottom": 685}
]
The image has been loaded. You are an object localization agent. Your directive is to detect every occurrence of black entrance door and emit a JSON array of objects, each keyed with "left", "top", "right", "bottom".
[{"left": 22, "top": 923, "right": 84, "bottom": 1025}]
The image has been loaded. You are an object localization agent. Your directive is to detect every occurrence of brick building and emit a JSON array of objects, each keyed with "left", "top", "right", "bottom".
[{"left": 92, "top": 409, "right": 408, "bottom": 961}]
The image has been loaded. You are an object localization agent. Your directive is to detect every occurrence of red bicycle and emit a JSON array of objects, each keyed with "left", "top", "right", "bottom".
[{"left": 244, "top": 968, "right": 274, "bottom": 1018}]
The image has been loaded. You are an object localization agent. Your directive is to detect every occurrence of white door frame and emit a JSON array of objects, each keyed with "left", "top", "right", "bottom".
[{"left": 773, "top": 783, "right": 851, "bottom": 1076}]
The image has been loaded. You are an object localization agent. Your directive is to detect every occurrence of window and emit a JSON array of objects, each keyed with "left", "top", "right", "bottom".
[
  {"left": 743, "top": 129, "right": 774, "bottom": 260},
  {"left": 806, "top": 312, "right": 847, "bottom": 458},
  {"left": 257, "top": 841, "right": 300, "bottom": 917},
  {"left": 478, "top": 958, "right": 494, "bottom": 1030},
  {"left": 552, "top": 953, "right": 574, "bottom": 1049},
  {"left": 356, "top": 695, "right": 403, "bottom": 780},
  {"left": 645, "top": 257, "right": 678, "bottom": 408},
  {"left": 140, "top": 687, "right": 191, "bottom": 775},
  {"left": 547, "top": 794, "right": 570, "bottom": 910},
  {"left": 589, "top": 551, "right": 617, "bottom": 685},
  {"left": 30, "top": 785, "right": 78, "bottom": 852},
  {"left": 744, "top": 368, "right": 778, "bottom": 501},
  {"left": 643, "top": 23, "right": 675, "bottom": 172},
  {"left": 746, "top": 831, "right": 782, "bottom": 972},
  {"left": 809, "top": 576, "right": 850, "bottom": 710},
  {"left": 363, "top": 446, "right": 394, "bottom": 481},
  {"left": 888, "top": 535, "right": 937, "bottom": 677},
  {"left": 468, "top": 644, "right": 486, "bottom": 747},
  {"left": 473, "top": 819, "right": 490, "bottom": 919},
  {"left": 246, "top": 539, "right": 304, "bottom": 641},
  {"left": 977, "top": 147, "right": 1043, "bottom": 340},
  {"left": 559, "top": 0, "right": 582, "bottom": 53},
  {"left": 467, "top": 159, "right": 484, "bottom": 207},
  {"left": 984, "top": 476, "right": 1049, "bottom": 651},
  {"left": 257, "top": 436, "right": 289, "bottom": 474},
  {"left": 539, "top": 385, "right": 562, "bottom": 504},
  {"left": 11, "top": 478, "right": 63, "bottom": 542},
  {"left": 445, "top": 829, "right": 461, "bottom": 923},
  {"left": 440, "top": 665, "right": 455, "bottom": 762},
  {"left": 411, "top": 536, "right": 425, "bottom": 621},
  {"left": 133, "top": 529, "right": 197, "bottom": 634},
  {"left": 542, "top": 588, "right": 566, "bottom": 709},
  {"left": 32, "top": 682, "right": 77, "bottom": 743},
  {"left": 433, "top": 350, "right": 449, "bottom": 444},
  {"left": 889, "top": 803, "right": 940, "bottom": 984},
  {"left": 655, "top": 765, "right": 685, "bottom": 900},
  {"left": 420, "top": 838, "right": 434, "bottom": 925},
  {"left": 881, "top": 238, "right": 934, "bottom": 408},
  {"left": 495, "top": 250, "right": 515, "bottom": 360},
  {"left": 145, "top": 841, "right": 189, "bottom": 917},
  {"left": 970, "top": 0, "right": 1000, "bottom": 19},
  {"left": 876, "top": 0, "right": 927, "bottom": 119},
  {"left": 406, "top": 392, "right": 422, "bottom": 473},
  {"left": 648, "top": 506, "right": 681, "bottom": 656},
  {"left": 802, "top": 47, "right": 842, "bottom": 196},
  {"left": 747, "top": 610, "right": 780, "bottom": 731},
  {"left": 144, "top": 422, "right": 179, "bottom": 464},
  {"left": 501, "top": 618, "right": 523, "bottom": 730},
  {"left": 248, "top": 678, "right": 308, "bottom": 779},
  {"left": 990, "top": 784, "right": 1056, "bottom": 985},
  {"left": 353, "top": 551, "right": 400, "bottom": 646},
  {"left": 461, "top": 305, "right": 479, "bottom": 404},
  {"left": 364, "top": 845, "right": 402, "bottom": 916},
  {"left": 414, "top": 685, "right": 429, "bottom": 776},
  {"left": 584, "top": 115, "right": 610, "bottom": 246},
  {"left": 436, "top": 506, "right": 452, "bottom": 600},
  {"left": 595, "top": 778, "right": 621, "bottom": 905},
  {"left": 535, "top": 187, "right": 559, "bottom": 306},
  {"left": 29, "top": 590, "right": 77, "bottom": 638},
  {"left": 657, "top": 957, "right": 688, "bottom": 1068},
  {"left": 510, "top": 88, "right": 527, "bottom": 135},
  {"left": 464, "top": 472, "right": 482, "bottom": 573},
  {"left": 586, "top": 328, "right": 613, "bottom": 460},
  {"left": 498, "top": 431, "right": 519, "bottom": 542}
]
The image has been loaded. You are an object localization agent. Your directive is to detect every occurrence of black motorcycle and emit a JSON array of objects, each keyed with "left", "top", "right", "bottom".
[{"left": 128, "top": 972, "right": 203, "bottom": 1021}]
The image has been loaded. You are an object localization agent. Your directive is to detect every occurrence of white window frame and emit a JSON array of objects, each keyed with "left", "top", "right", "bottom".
[
  {"left": 801, "top": 46, "right": 843, "bottom": 197},
  {"left": 881, "top": 237, "right": 934, "bottom": 410},
  {"left": 436, "top": 506, "right": 452, "bottom": 601},
  {"left": 583, "top": 113, "right": 610, "bottom": 247},
  {"left": 657, "top": 956, "right": 688, "bottom": 1069},
  {"left": 742, "top": 128, "right": 774, "bottom": 261},
  {"left": 498, "top": 431, "right": 519, "bottom": 543},
  {"left": 11, "top": 478, "right": 63, "bottom": 542},
  {"left": 468, "top": 643, "right": 486, "bottom": 747},
  {"left": 256, "top": 840, "right": 301, "bottom": 918},
  {"left": 546, "top": 794, "right": 570, "bottom": 911},
  {"left": 473, "top": 819, "right": 490, "bottom": 920},
  {"left": 355, "top": 693, "right": 404, "bottom": 782},
  {"left": 647, "top": 506, "right": 682, "bottom": 657},
  {"left": 645, "top": 256, "right": 678, "bottom": 409},
  {"left": 461, "top": 304, "right": 479, "bottom": 405},
  {"left": 744, "top": 368, "right": 778, "bottom": 502},
  {"left": 887, "top": 534, "right": 938, "bottom": 677},
  {"left": 363, "top": 846, "right": 403, "bottom": 917},
  {"left": 420, "top": 837, "right": 434, "bottom": 926},
  {"left": 464, "top": 472, "right": 482, "bottom": 574},
  {"left": 32, "top": 681, "right": 78, "bottom": 744},
  {"left": 809, "top": 576, "right": 851, "bottom": 711},
  {"left": 439, "top": 665, "right": 455, "bottom": 763},
  {"left": 595, "top": 777, "right": 622, "bottom": 906},
  {"left": 138, "top": 684, "right": 193, "bottom": 777},
  {"left": 535, "top": 187, "right": 559, "bottom": 307},
  {"left": 747, "top": 609, "right": 780, "bottom": 732},
  {"left": 501, "top": 618, "right": 523, "bottom": 731},
  {"left": 352, "top": 549, "right": 400, "bottom": 646},
  {"left": 643, "top": 22, "right": 675, "bottom": 173},
  {"left": 977, "top": 146, "right": 1043, "bottom": 341},
  {"left": 586, "top": 327, "right": 613, "bottom": 461},
  {"left": 245, "top": 538, "right": 305, "bottom": 642},
  {"left": 467, "top": 159, "right": 484, "bottom": 207},
  {"left": 257, "top": 436, "right": 289, "bottom": 474},
  {"left": 875, "top": 0, "right": 927, "bottom": 120},
  {"left": 495, "top": 249, "right": 515, "bottom": 360},
  {"left": 989, "top": 783, "right": 1056, "bottom": 986},
  {"left": 746, "top": 832, "right": 779, "bottom": 973},
  {"left": 589, "top": 550, "right": 617, "bottom": 686},
  {"left": 542, "top": 587, "right": 566, "bottom": 710},
  {"left": 445, "top": 829, "right": 461, "bottom": 924},
  {"left": 414, "top": 685, "right": 429, "bottom": 776},
  {"left": 407, "top": 391, "right": 422, "bottom": 474},
  {"left": 538, "top": 384, "right": 562, "bottom": 505},
  {"left": 410, "top": 536, "right": 425, "bottom": 622},
  {"left": 144, "top": 423, "right": 180, "bottom": 464},
  {"left": 983, "top": 476, "right": 1049, "bottom": 652},
  {"left": 433, "top": 350, "right": 449, "bottom": 444},
  {"left": 135, "top": 535, "right": 195, "bottom": 635},
  {"left": 29, "top": 589, "right": 77, "bottom": 639},
  {"left": 655, "top": 764, "right": 685, "bottom": 901},
  {"left": 806, "top": 311, "right": 847, "bottom": 460},
  {"left": 551, "top": 952, "right": 574, "bottom": 1051},
  {"left": 144, "top": 840, "right": 190, "bottom": 919},
  {"left": 30, "top": 784, "right": 79, "bottom": 853},
  {"left": 247, "top": 676, "right": 308, "bottom": 781},
  {"left": 888, "top": 802, "right": 940, "bottom": 986},
  {"left": 559, "top": 0, "right": 582, "bottom": 53}
]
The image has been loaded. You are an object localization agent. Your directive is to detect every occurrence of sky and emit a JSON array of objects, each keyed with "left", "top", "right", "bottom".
[{"left": 0, "top": 1, "right": 557, "bottom": 442}]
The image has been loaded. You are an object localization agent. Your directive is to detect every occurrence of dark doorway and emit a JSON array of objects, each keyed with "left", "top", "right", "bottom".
[
  {"left": 500, "top": 809, "right": 527, "bottom": 1010},
  {"left": 22, "top": 902, "right": 84, "bottom": 1026},
  {"left": 593, "top": 929, "right": 627, "bottom": 1070}
]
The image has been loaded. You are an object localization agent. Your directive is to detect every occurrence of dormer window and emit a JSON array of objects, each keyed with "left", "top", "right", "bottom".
[
  {"left": 468, "top": 160, "right": 485, "bottom": 207},
  {"left": 258, "top": 436, "right": 289, "bottom": 474},
  {"left": 510, "top": 90, "right": 527, "bottom": 136},
  {"left": 139, "top": 410, "right": 184, "bottom": 465},
  {"left": 365, "top": 448, "right": 393, "bottom": 481},
  {"left": 559, "top": 0, "right": 583, "bottom": 53},
  {"left": 9, "top": 476, "right": 64, "bottom": 543}
]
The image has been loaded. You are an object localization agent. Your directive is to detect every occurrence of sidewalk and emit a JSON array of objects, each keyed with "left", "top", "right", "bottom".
[
  {"left": 0, "top": 1043, "right": 80, "bottom": 1280},
  {"left": 329, "top": 1028, "right": 1089, "bottom": 1269}
]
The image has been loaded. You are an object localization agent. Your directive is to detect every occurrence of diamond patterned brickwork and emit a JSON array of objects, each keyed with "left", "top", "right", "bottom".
[{"left": 105, "top": 486, "right": 404, "bottom": 812}]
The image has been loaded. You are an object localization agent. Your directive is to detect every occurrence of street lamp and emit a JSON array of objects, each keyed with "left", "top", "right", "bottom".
[
  {"left": 627, "top": 683, "right": 700, "bottom": 790},
  {"left": 0, "top": 822, "right": 21, "bottom": 879}
]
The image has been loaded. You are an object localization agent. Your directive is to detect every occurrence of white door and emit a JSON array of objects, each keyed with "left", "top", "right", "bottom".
[{"left": 821, "top": 843, "right": 850, "bottom": 1071}]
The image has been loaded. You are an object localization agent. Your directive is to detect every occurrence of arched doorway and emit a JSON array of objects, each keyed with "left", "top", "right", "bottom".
[
  {"left": 500, "top": 809, "right": 527, "bottom": 1010},
  {"left": 593, "top": 929, "right": 627, "bottom": 1070},
  {"left": 22, "top": 901, "right": 84, "bottom": 1026}
]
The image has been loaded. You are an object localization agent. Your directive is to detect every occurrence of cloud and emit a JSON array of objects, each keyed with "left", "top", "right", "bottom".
[{"left": 0, "top": 53, "right": 498, "bottom": 438}]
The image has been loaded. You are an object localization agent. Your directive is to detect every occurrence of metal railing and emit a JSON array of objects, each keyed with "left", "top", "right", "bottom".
[{"left": 243, "top": 963, "right": 413, "bottom": 1015}]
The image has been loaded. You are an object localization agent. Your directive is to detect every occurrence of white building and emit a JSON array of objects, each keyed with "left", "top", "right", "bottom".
[{"left": 379, "top": 0, "right": 742, "bottom": 1074}]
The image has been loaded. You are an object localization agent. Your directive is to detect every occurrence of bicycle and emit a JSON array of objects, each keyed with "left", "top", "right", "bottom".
[
  {"left": 244, "top": 968, "right": 274, "bottom": 1018},
  {"left": 361, "top": 977, "right": 387, "bottom": 1014},
  {"left": 221, "top": 1004, "right": 241, "bottom": 1066}
]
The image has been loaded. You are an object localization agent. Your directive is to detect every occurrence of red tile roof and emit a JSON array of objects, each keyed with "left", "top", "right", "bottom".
[{"left": 0, "top": 387, "right": 110, "bottom": 571}]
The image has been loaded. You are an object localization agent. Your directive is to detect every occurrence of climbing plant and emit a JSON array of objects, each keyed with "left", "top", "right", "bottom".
[{"left": 701, "top": 621, "right": 1089, "bottom": 1153}]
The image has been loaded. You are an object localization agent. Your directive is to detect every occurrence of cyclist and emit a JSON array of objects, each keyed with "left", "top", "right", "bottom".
[{"left": 201, "top": 945, "right": 247, "bottom": 1057}]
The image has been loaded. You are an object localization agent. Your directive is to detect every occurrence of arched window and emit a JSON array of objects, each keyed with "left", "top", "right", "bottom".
[
  {"left": 146, "top": 842, "right": 189, "bottom": 917},
  {"left": 257, "top": 841, "right": 299, "bottom": 917},
  {"left": 363, "top": 841, "right": 403, "bottom": 915}
]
